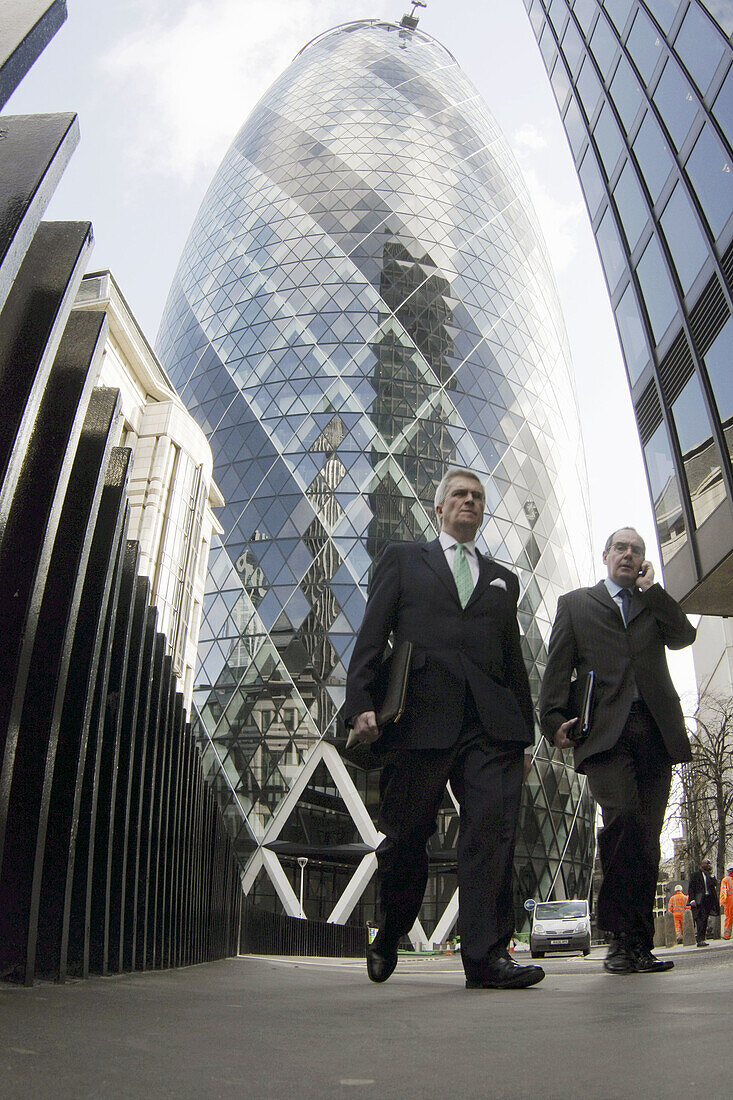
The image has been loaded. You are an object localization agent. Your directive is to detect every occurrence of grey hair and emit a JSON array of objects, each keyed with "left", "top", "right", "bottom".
[
  {"left": 434, "top": 467, "right": 486, "bottom": 523},
  {"left": 603, "top": 527, "right": 646, "bottom": 555}
]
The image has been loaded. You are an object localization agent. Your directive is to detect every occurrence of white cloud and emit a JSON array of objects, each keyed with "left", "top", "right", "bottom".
[
  {"left": 512, "top": 123, "right": 548, "bottom": 151},
  {"left": 520, "top": 166, "right": 585, "bottom": 273},
  {"left": 98, "top": 0, "right": 373, "bottom": 182}
]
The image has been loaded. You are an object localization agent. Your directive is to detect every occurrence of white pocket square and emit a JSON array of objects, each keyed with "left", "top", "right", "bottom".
[{"left": 489, "top": 577, "right": 507, "bottom": 590}]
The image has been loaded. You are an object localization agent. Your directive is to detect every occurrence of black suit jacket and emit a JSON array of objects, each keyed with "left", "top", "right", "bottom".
[
  {"left": 344, "top": 539, "right": 534, "bottom": 750},
  {"left": 539, "top": 580, "right": 695, "bottom": 770},
  {"left": 688, "top": 869, "right": 719, "bottom": 911}
]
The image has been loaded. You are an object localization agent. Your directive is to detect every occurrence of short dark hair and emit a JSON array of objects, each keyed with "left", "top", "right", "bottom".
[{"left": 604, "top": 528, "right": 645, "bottom": 555}]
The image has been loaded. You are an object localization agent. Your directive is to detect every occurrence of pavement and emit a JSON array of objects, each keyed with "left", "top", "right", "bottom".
[{"left": 2, "top": 940, "right": 733, "bottom": 1099}]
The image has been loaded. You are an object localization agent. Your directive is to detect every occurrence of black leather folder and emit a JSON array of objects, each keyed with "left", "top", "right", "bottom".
[
  {"left": 566, "top": 670, "right": 594, "bottom": 744},
  {"left": 342, "top": 640, "right": 413, "bottom": 768}
]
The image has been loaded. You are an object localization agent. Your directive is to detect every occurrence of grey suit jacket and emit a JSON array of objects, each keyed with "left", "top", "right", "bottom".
[{"left": 538, "top": 581, "right": 695, "bottom": 770}]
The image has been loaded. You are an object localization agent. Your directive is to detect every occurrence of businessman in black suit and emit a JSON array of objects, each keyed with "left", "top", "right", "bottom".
[
  {"left": 688, "top": 858, "right": 719, "bottom": 946},
  {"left": 345, "top": 467, "right": 543, "bottom": 990},
  {"left": 539, "top": 528, "right": 696, "bottom": 975}
]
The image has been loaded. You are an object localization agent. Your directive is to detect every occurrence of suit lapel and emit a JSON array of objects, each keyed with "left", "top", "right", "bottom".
[
  {"left": 588, "top": 579, "right": 624, "bottom": 622},
  {"left": 424, "top": 539, "right": 459, "bottom": 602},
  {"left": 466, "top": 550, "right": 492, "bottom": 609}
]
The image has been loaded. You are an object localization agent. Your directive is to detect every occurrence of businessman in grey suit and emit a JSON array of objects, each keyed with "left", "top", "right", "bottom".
[
  {"left": 345, "top": 467, "right": 543, "bottom": 990},
  {"left": 539, "top": 528, "right": 696, "bottom": 975}
]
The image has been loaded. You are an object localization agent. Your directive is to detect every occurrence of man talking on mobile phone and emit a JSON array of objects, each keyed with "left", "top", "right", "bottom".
[{"left": 539, "top": 528, "right": 696, "bottom": 975}]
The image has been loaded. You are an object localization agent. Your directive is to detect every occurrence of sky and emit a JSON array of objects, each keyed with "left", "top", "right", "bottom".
[{"left": 5, "top": 0, "right": 698, "bottom": 700}]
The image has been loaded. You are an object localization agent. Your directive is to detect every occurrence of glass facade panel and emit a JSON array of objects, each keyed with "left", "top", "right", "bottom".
[
  {"left": 686, "top": 123, "right": 733, "bottom": 235},
  {"left": 698, "top": 1, "right": 733, "bottom": 36},
  {"left": 675, "top": 1, "right": 727, "bottom": 93},
  {"left": 603, "top": 0, "right": 635, "bottom": 33},
  {"left": 672, "top": 373, "right": 725, "bottom": 526},
  {"left": 157, "top": 19, "right": 596, "bottom": 932},
  {"left": 660, "top": 181, "right": 708, "bottom": 292},
  {"left": 610, "top": 54, "right": 645, "bottom": 132},
  {"left": 594, "top": 100, "right": 626, "bottom": 175},
  {"left": 577, "top": 56, "right": 604, "bottom": 119},
  {"left": 652, "top": 57, "right": 700, "bottom": 150},
  {"left": 565, "top": 94, "right": 589, "bottom": 156},
  {"left": 628, "top": 6, "right": 666, "bottom": 82},
  {"left": 596, "top": 205, "right": 627, "bottom": 287},
  {"left": 615, "top": 282, "right": 650, "bottom": 383},
  {"left": 563, "top": 15, "right": 586, "bottom": 74},
  {"left": 637, "top": 234, "right": 678, "bottom": 340},
  {"left": 645, "top": 0, "right": 680, "bottom": 34},
  {"left": 644, "top": 420, "right": 687, "bottom": 562},
  {"left": 549, "top": 0, "right": 570, "bottom": 35},
  {"left": 713, "top": 66, "right": 733, "bottom": 137},
  {"left": 704, "top": 316, "right": 733, "bottom": 464},
  {"left": 579, "top": 145, "right": 607, "bottom": 216},
  {"left": 591, "top": 11, "right": 620, "bottom": 71},
  {"left": 614, "top": 159, "right": 650, "bottom": 248},
  {"left": 550, "top": 56, "right": 572, "bottom": 108},
  {"left": 634, "top": 110, "right": 675, "bottom": 198},
  {"left": 573, "top": 0, "right": 598, "bottom": 35}
]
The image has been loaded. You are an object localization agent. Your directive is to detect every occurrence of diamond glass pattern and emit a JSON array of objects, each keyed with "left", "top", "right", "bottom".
[{"left": 157, "top": 20, "right": 596, "bottom": 932}]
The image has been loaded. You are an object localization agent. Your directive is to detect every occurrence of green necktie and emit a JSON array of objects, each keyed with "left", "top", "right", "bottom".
[{"left": 453, "top": 543, "right": 473, "bottom": 608}]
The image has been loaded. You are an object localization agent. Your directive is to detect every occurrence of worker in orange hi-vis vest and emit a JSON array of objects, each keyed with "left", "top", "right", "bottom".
[
  {"left": 719, "top": 867, "right": 733, "bottom": 940},
  {"left": 667, "top": 885, "right": 689, "bottom": 944}
]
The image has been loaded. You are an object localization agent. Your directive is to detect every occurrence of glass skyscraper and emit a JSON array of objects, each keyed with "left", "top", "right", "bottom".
[
  {"left": 156, "top": 17, "right": 595, "bottom": 938},
  {"left": 524, "top": 0, "right": 733, "bottom": 615}
]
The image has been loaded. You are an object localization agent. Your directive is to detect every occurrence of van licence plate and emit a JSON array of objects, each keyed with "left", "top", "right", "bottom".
[{"left": 550, "top": 938, "right": 569, "bottom": 944}]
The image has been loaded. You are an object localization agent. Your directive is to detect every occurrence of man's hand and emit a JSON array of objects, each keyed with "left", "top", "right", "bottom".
[
  {"left": 350, "top": 710, "right": 381, "bottom": 744},
  {"left": 636, "top": 559, "right": 655, "bottom": 591},
  {"left": 553, "top": 718, "right": 578, "bottom": 750}
]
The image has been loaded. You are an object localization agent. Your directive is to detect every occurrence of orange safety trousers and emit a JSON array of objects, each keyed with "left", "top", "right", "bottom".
[
  {"left": 720, "top": 877, "right": 733, "bottom": 938},
  {"left": 668, "top": 893, "right": 687, "bottom": 938}
]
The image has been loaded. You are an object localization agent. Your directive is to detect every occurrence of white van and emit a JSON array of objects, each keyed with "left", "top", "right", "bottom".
[{"left": 530, "top": 899, "right": 591, "bottom": 958}]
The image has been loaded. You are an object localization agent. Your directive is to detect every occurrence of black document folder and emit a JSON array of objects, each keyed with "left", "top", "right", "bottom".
[
  {"left": 567, "top": 670, "right": 594, "bottom": 744},
  {"left": 342, "top": 640, "right": 413, "bottom": 767}
]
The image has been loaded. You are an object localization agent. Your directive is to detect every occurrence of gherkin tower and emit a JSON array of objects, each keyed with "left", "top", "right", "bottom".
[{"left": 156, "top": 16, "right": 596, "bottom": 939}]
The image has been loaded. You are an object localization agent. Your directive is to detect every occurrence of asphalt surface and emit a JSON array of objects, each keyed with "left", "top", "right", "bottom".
[{"left": 2, "top": 941, "right": 732, "bottom": 1099}]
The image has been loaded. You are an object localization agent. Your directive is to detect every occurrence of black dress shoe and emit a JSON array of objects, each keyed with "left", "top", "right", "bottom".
[
  {"left": 465, "top": 952, "right": 544, "bottom": 989},
  {"left": 366, "top": 931, "right": 399, "bottom": 983},
  {"left": 603, "top": 936, "right": 635, "bottom": 974},
  {"left": 629, "top": 944, "right": 674, "bottom": 973}
]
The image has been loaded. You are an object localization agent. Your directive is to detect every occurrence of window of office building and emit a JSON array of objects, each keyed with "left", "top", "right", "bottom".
[
  {"left": 675, "top": 1, "right": 727, "bottom": 94},
  {"left": 564, "top": 94, "right": 588, "bottom": 157},
  {"left": 551, "top": 55, "right": 572, "bottom": 108},
  {"left": 562, "top": 14, "right": 585, "bottom": 74},
  {"left": 579, "top": 145, "right": 607, "bottom": 216},
  {"left": 614, "top": 159, "right": 650, "bottom": 248},
  {"left": 603, "top": 0, "right": 635, "bottom": 34},
  {"left": 633, "top": 110, "right": 675, "bottom": 199},
  {"left": 615, "top": 282, "right": 650, "bottom": 383},
  {"left": 671, "top": 373, "right": 725, "bottom": 526},
  {"left": 573, "top": 0, "right": 598, "bottom": 35},
  {"left": 698, "top": 1, "right": 733, "bottom": 36},
  {"left": 540, "top": 22, "right": 559, "bottom": 69},
  {"left": 549, "top": 0, "right": 570, "bottom": 36},
  {"left": 610, "top": 54, "right": 646, "bottom": 132},
  {"left": 704, "top": 315, "right": 733, "bottom": 463},
  {"left": 643, "top": 420, "right": 687, "bottom": 562},
  {"left": 591, "top": 11, "right": 620, "bottom": 71},
  {"left": 529, "top": 0, "right": 546, "bottom": 37},
  {"left": 660, "top": 181, "right": 708, "bottom": 292},
  {"left": 653, "top": 57, "right": 700, "bottom": 150},
  {"left": 686, "top": 123, "right": 733, "bottom": 236},
  {"left": 596, "top": 206, "right": 627, "bottom": 288},
  {"left": 644, "top": 0, "right": 680, "bottom": 35},
  {"left": 594, "top": 101, "right": 626, "bottom": 176},
  {"left": 713, "top": 67, "right": 733, "bottom": 137},
  {"left": 637, "top": 234, "right": 679, "bottom": 341},
  {"left": 628, "top": 5, "right": 666, "bottom": 83},
  {"left": 577, "top": 56, "right": 604, "bottom": 119}
]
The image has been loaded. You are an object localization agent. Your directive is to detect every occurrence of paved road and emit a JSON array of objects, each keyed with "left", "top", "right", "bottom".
[{"left": 2, "top": 943, "right": 732, "bottom": 1098}]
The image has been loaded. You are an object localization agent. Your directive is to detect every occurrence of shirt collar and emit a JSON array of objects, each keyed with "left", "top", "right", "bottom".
[
  {"left": 604, "top": 577, "right": 627, "bottom": 599},
  {"left": 439, "top": 530, "right": 476, "bottom": 555}
]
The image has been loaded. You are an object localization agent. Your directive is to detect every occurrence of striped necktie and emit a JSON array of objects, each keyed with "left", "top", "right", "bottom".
[
  {"left": 453, "top": 543, "right": 473, "bottom": 608},
  {"left": 620, "top": 586, "right": 632, "bottom": 625}
]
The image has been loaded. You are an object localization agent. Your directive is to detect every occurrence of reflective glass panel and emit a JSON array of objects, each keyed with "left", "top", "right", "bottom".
[
  {"left": 596, "top": 206, "right": 627, "bottom": 288},
  {"left": 540, "top": 23, "right": 559, "bottom": 68},
  {"left": 633, "top": 111, "right": 675, "bottom": 199},
  {"left": 530, "top": 0, "right": 547, "bottom": 36},
  {"left": 627, "top": 6, "right": 666, "bottom": 82},
  {"left": 551, "top": 56, "right": 572, "bottom": 108},
  {"left": 562, "top": 15, "right": 585, "bottom": 73},
  {"left": 610, "top": 54, "right": 645, "bottom": 132},
  {"left": 603, "top": 0, "right": 634, "bottom": 33},
  {"left": 686, "top": 124, "right": 733, "bottom": 237},
  {"left": 643, "top": 420, "right": 687, "bottom": 562},
  {"left": 615, "top": 282, "right": 650, "bottom": 383},
  {"left": 672, "top": 373, "right": 724, "bottom": 527},
  {"left": 577, "top": 56, "right": 604, "bottom": 119},
  {"left": 579, "top": 145, "right": 607, "bottom": 216},
  {"left": 549, "top": 0, "right": 570, "bottom": 35},
  {"left": 637, "top": 234, "right": 678, "bottom": 341},
  {"left": 652, "top": 58, "right": 700, "bottom": 150},
  {"left": 675, "top": 1, "right": 726, "bottom": 93},
  {"left": 704, "top": 316, "right": 733, "bottom": 465},
  {"left": 698, "top": 1, "right": 733, "bottom": 35},
  {"left": 713, "top": 66, "right": 733, "bottom": 137},
  {"left": 613, "top": 160, "right": 649, "bottom": 248},
  {"left": 591, "top": 12, "right": 620, "bottom": 73},
  {"left": 574, "top": 0, "right": 598, "bottom": 35},
  {"left": 564, "top": 95, "right": 588, "bottom": 157},
  {"left": 594, "top": 101, "right": 626, "bottom": 176},
  {"left": 660, "top": 182, "right": 708, "bottom": 293},
  {"left": 645, "top": 0, "right": 680, "bottom": 34}
]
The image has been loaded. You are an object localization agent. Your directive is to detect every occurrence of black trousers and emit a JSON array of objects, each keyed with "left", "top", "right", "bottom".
[
  {"left": 583, "top": 701, "right": 672, "bottom": 948},
  {"left": 375, "top": 697, "right": 524, "bottom": 976},
  {"left": 693, "top": 897, "right": 717, "bottom": 943}
]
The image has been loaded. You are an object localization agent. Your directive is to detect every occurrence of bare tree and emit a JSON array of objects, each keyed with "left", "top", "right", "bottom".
[{"left": 673, "top": 692, "right": 733, "bottom": 882}]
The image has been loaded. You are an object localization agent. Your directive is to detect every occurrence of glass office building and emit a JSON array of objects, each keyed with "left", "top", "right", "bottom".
[
  {"left": 524, "top": 0, "right": 733, "bottom": 614},
  {"left": 156, "top": 17, "right": 595, "bottom": 937}
]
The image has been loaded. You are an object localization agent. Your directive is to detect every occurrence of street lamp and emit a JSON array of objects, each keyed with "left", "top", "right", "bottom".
[{"left": 297, "top": 856, "right": 309, "bottom": 918}]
